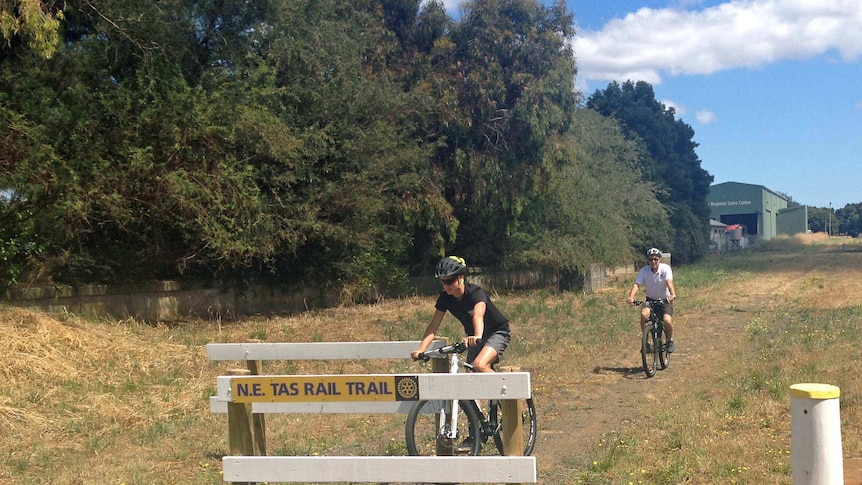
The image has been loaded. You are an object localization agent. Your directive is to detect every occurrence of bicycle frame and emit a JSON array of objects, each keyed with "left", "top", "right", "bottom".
[
  {"left": 648, "top": 302, "right": 664, "bottom": 335},
  {"left": 634, "top": 299, "right": 670, "bottom": 377},
  {"left": 440, "top": 348, "right": 462, "bottom": 440},
  {"left": 416, "top": 343, "right": 473, "bottom": 441}
]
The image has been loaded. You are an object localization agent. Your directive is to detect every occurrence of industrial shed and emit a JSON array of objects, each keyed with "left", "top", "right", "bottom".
[{"left": 707, "top": 182, "right": 808, "bottom": 242}]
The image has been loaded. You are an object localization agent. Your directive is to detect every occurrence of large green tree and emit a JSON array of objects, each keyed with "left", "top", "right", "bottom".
[
  {"left": 238, "top": 0, "right": 455, "bottom": 291},
  {"left": 836, "top": 203, "right": 862, "bottom": 236},
  {"left": 418, "top": 0, "right": 579, "bottom": 265},
  {"left": 509, "top": 108, "right": 670, "bottom": 274},
  {"left": 814, "top": 202, "right": 862, "bottom": 237},
  {"left": 587, "top": 80, "right": 713, "bottom": 263},
  {"left": 2, "top": 0, "right": 280, "bottom": 283}
]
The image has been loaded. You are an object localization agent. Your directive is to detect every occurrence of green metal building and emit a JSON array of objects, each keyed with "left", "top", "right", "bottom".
[{"left": 707, "top": 182, "right": 808, "bottom": 242}]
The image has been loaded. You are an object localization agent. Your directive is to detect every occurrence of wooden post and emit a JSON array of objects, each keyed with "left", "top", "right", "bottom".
[
  {"left": 499, "top": 366, "right": 525, "bottom": 457},
  {"left": 245, "top": 340, "right": 267, "bottom": 456},
  {"left": 227, "top": 368, "right": 258, "bottom": 485},
  {"left": 500, "top": 366, "right": 525, "bottom": 485},
  {"left": 500, "top": 399, "right": 524, "bottom": 456}
]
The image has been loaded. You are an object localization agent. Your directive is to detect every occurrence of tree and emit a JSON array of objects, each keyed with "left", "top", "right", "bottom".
[
  {"left": 587, "top": 80, "right": 714, "bottom": 263},
  {"left": 836, "top": 203, "right": 862, "bottom": 237},
  {"left": 417, "top": 0, "right": 578, "bottom": 265},
  {"left": 508, "top": 108, "right": 670, "bottom": 274},
  {"left": 1, "top": 0, "right": 282, "bottom": 284},
  {"left": 0, "top": 0, "right": 680, "bottom": 296},
  {"left": 0, "top": 0, "right": 64, "bottom": 60},
  {"left": 0, "top": 0, "right": 456, "bottom": 291},
  {"left": 807, "top": 206, "right": 830, "bottom": 233}
]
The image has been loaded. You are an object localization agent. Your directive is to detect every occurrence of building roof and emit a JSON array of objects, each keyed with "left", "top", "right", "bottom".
[{"left": 710, "top": 181, "right": 788, "bottom": 201}]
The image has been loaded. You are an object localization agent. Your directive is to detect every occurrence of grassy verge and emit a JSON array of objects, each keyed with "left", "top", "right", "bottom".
[{"left": 572, "top": 241, "right": 862, "bottom": 484}]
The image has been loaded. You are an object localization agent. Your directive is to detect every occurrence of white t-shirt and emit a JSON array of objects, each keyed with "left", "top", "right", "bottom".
[{"left": 635, "top": 263, "right": 673, "bottom": 300}]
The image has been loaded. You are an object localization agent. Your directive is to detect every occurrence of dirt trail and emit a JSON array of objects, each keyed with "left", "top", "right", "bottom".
[{"left": 532, "top": 250, "right": 861, "bottom": 484}]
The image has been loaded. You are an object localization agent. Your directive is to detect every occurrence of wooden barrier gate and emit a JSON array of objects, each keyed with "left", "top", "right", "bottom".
[{"left": 207, "top": 341, "right": 536, "bottom": 484}]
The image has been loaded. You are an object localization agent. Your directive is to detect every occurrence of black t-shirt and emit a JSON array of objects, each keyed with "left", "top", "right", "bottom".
[{"left": 435, "top": 283, "right": 510, "bottom": 338}]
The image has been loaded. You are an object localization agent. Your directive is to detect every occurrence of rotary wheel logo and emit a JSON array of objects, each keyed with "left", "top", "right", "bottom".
[{"left": 395, "top": 375, "right": 419, "bottom": 400}]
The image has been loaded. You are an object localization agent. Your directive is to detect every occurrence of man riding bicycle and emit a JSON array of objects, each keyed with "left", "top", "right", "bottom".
[{"left": 626, "top": 248, "right": 677, "bottom": 353}]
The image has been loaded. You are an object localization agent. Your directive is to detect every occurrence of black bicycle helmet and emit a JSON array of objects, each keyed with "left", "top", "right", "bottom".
[
  {"left": 435, "top": 256, "right": 468, "bottom": 278},
  {"left": 646, "top": 247, "right": 662, "bottom": 257}
]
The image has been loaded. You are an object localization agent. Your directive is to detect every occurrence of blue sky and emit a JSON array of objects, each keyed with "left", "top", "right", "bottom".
[{"left": 435, "top": 0, "right": 862, "bottom": 209}]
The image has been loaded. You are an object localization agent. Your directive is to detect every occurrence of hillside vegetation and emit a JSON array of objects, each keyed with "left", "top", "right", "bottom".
[{"left": 1, "top": 235, "right": 861, "bottom": 484}]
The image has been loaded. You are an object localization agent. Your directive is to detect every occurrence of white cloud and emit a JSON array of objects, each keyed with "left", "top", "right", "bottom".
[
  {"left": 661, "top": 99, "right": 686, "bottom": 115},
  {"left": 659, "top": 100, "right": 716, "bottom": 125},
  {"left": 696, "top": 109, "right": 718, "bottom": 124},
  {"left": 424, "top": 0, "right": 462, "bottom": 12},
  {"left": 574, "top": 0, "right": 862, "bottom": 84}
]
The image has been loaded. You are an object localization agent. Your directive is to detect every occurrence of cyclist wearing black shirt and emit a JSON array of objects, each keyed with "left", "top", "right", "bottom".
[{"left": 411, "top": 256, "right": 511, "bottom": 373}]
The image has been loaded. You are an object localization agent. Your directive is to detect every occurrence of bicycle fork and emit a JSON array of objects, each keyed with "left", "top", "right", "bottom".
[
  {"left": 485, "top": 400, "right": 501, "bottom": 436},
  {"left": 439, "top": 351, "right": 461, "bottom": 440}
]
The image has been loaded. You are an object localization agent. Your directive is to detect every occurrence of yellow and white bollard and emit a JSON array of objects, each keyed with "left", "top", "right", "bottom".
[{"left": 790, "top": 383, "right": 843, "bottom": 485}]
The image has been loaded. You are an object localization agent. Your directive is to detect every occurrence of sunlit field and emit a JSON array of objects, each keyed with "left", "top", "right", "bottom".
[{"left": 1, "top": 235, "right": 860, "bottom": 484}]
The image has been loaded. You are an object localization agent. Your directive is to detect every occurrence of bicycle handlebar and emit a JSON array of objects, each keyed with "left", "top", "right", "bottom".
[
  {"left": 631, "top": 298, "right": 670, "bottom": 306},
  {"left": 416, "top": 340, "right": 481, "bottom": 361}
]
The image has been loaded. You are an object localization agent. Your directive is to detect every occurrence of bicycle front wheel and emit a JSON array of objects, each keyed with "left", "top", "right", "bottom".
[
  {"left": 406, "top": 399, "right": 483, "bottom": 456},
  {"left": 479, "top": 399, "right": 538, "bottom": 456},
  {"left": 641, "top": 324, "right": 658, "bottom": 377},
  {"left": 494, "top": 398, "right": 539, "bottom": 456}
]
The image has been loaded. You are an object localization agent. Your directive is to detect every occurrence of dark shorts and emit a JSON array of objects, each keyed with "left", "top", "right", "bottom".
[
  {"left": 467, "top": 330, "right": 511, "bottom": 364},
  {"left": 647, "top": 299, "right": 673, "bottom": 317}
]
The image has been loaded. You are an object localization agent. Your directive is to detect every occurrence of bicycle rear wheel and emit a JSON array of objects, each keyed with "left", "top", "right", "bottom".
[
  {"left": 406, "top": 399, "right": 483, "bottom": 456},
  {"left": 480, "top": 398, "right": 538, "bottom": 456},
  {"left": 641, "top": 324, "right": 658, "bottom": 377}
]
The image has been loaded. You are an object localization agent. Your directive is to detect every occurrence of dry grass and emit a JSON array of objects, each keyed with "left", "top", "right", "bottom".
[
  {"left": 1, "top": 237, "right": 861, "bottom": 484},
  {"left": 570, "top": 238, "right": 862, "bottom": 485}
]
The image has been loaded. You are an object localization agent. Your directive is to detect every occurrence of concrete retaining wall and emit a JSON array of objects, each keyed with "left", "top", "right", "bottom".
[{"left": 2, "top": 266, "right": 607, "bottom": 322}]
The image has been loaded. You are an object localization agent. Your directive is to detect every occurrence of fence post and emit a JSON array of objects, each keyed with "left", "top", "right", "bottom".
[
  {"left": 500, "top": 366, "right": 526, "bottom": 485},
  {"left": 227, "top": 368, "right": 258, "bottom": 485},
  {"left": 790, "top": 383, "right": 843, "bottom": 485},
  {"left": 245, "top": 339, "right": 267, "bottom": 455},
  {"left": 499, "top": 366, "right": 525, "bottom": 456}
]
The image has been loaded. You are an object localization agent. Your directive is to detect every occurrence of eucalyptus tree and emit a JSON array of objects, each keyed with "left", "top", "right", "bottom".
[
  {"left": 509, "top": 108, "right": 670, "bottom": 277},
  {"left": 418, "top": 0, "right": 578, "bottom": 266},
  {"left": 232, "top": 0, "right": 456, "bottom": 292}
]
